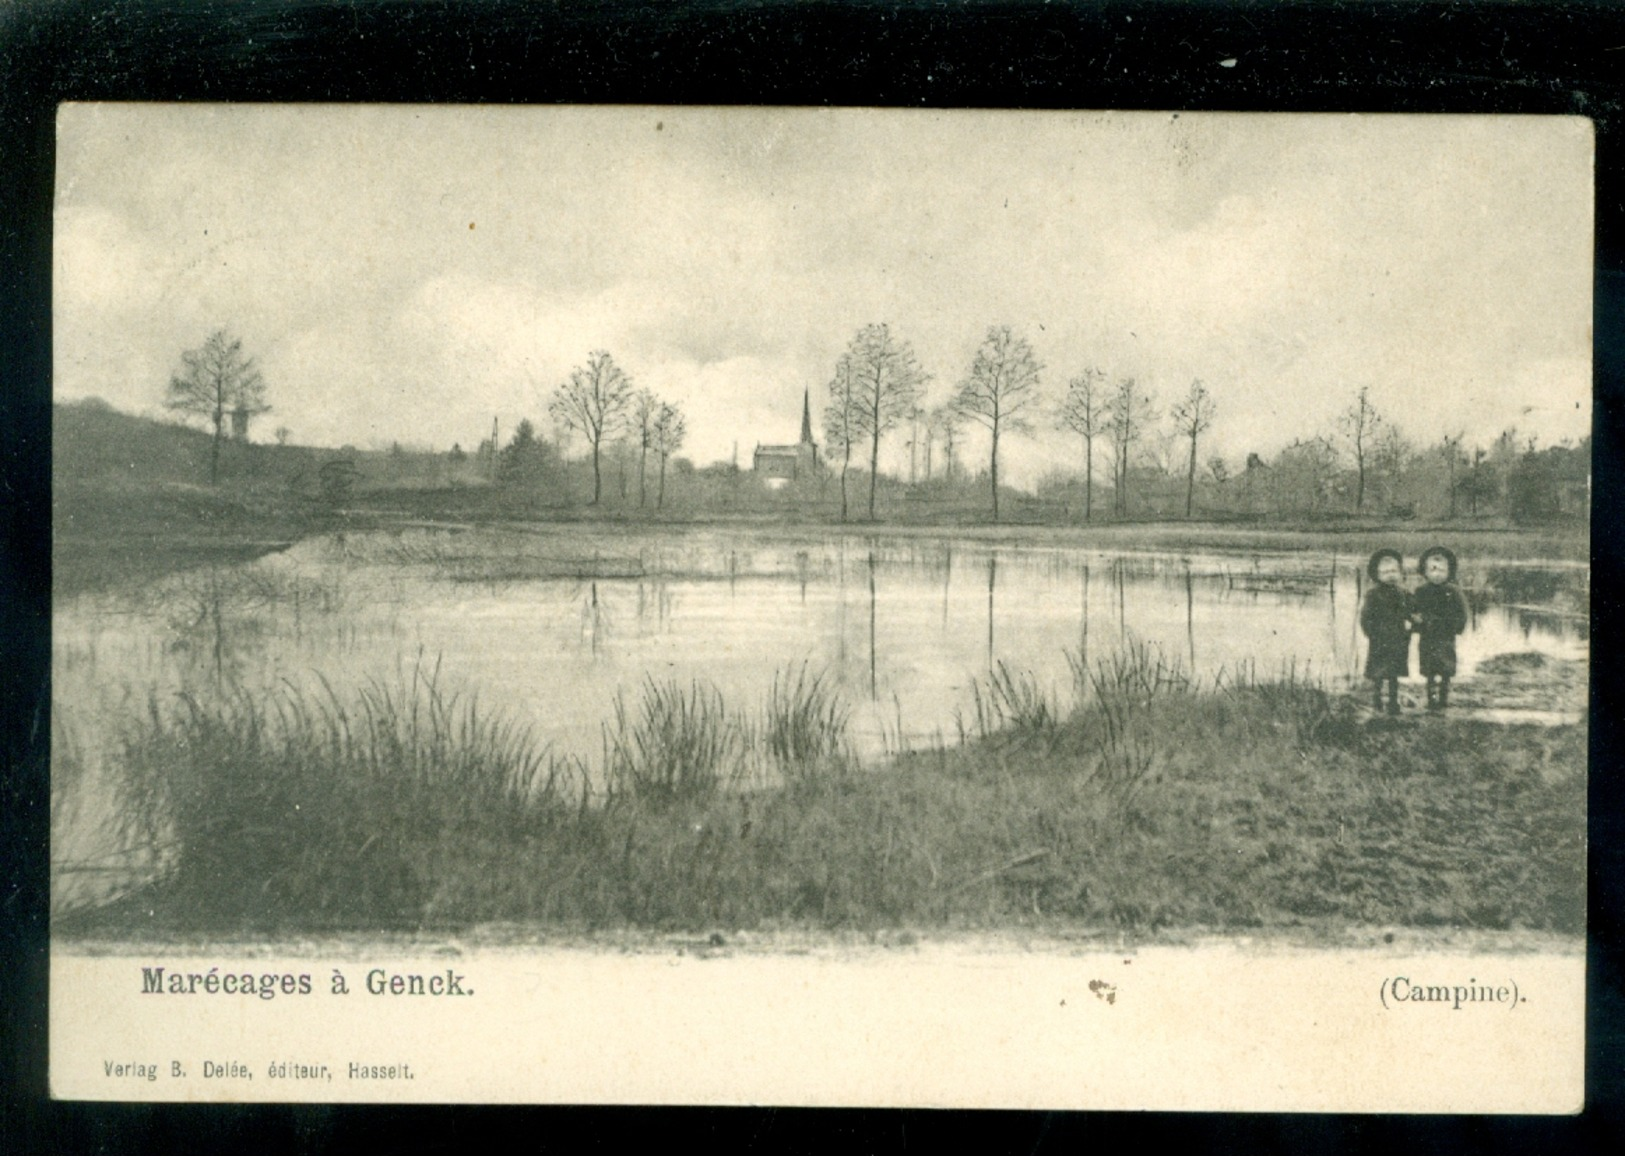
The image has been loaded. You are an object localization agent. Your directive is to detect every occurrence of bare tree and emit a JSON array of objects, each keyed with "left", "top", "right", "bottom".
[
  {"left": 549, "top": 351, "right": 634, "bottom": 504},
  {"left": 651, "top": 401, "right": 687, "bottom": 510},
  {"left": 932, "top": 403, "right": 964, "bottom": 483},
  {"left": 953, "top": 326, "right": 1042, "bottom": 522},
  {"left": 1169, "top": 379, "right": 1217, "bottom": 519},
  {"left": 164, "top": 329, "right": 268, "bottom": 484},
  {"left": 1371, "top": 421, "right": 1412, "bottom": 514},
  {"left": 822, "top": 352, "right": 870, "bottom": 523},
  {"left": 1438, "top": 431, "right": 1465, "bottom": 519},
  {"left": 1059, "top": 368, "right": 1105, "bottom": 521},
  {"left": 1339, "top": 385, "right": 1381, "bottom": 514},
  {"left": 1104, "top": 376, "right": 1155, "bottom": 518},
  {"left": 630, "top": 388, "right": 660, "bottom": 508},
  {"left": 843, "top": 324, "right": 929, "bottom": 520},
  {"left": 1489, "top": 427, "right": 1520, "bottom": 517},
  {"left": 1461, "top": 444, "right": 1494, "bottom": 517},
  {"left": 910, "top": 402, "right": 923, "bottom": 484}
]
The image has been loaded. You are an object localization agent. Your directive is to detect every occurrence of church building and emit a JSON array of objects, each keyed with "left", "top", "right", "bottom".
[{"left": 752, "top": 389, "right": 820, "bottom": 488}]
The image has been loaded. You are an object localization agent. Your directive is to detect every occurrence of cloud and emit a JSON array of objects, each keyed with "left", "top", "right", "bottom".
[{"left": 53, "top": 107, "right": 1593, "bottom": 474}]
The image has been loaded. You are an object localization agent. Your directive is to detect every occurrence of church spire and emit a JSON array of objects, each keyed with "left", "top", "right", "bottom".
[{"left": 799, "top": 387, "right": 814, "bottom": 446}]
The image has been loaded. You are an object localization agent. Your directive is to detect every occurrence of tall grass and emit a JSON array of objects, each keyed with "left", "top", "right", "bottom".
[
  {"left": 1027, "top": 638, "right": 1190, "bottom": 806},
  {"left": 601, "top": 664, "right": 856, "bottom": 802},
  {"left": 604, "top": 677, "right": 747, "bottom": 803},
  {"left": 764, "top": 663, "right": 853, "bottom": 788},
  {"left": 963, "top": 661, "right": 1063, "bottom": 742},
  {"left": 61, "top": 643, "right": 1584, "bottom": 937},
  {"left": 107, "top": 658, "right": 571, "bottom": 927}
]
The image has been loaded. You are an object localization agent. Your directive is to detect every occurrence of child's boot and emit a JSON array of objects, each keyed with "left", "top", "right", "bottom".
[
  {"left": 1386, "top": 681, "right": 1401, "bottom": 716},
  {"left": 1438, "top": 678, "right": 1450, "bottom": 709},
  {"left": 1425, "top": 677, "right": 1441, "bottom": 711}
]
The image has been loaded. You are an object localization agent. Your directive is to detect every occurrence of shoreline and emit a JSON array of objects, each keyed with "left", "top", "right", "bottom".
[
  {"left": 54, "top": 670, "right": 1587, "bottom": 942},
  {"left": 52, "top": 506, "right": 1591, "bottom": 598}
]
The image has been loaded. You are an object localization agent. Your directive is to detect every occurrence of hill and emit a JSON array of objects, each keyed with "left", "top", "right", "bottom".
[{"left": 53, "top": 401, "right": 323, "bottom": 594}]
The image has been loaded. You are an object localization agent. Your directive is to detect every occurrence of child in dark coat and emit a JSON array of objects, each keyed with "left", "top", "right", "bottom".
[
  {"left": 1410, "top": 545, "right": 1469, "bottom": 710},
  {"left": 1360, "top": 548, "right": 1410, "bottom": 715}
]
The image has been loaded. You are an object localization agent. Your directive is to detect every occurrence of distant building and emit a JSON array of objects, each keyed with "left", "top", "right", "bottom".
[
  {"left": 230, "top": 403, "right": 269, "bottom": 442},
  {"left": 752, "top": 389, "right": 820, "bottom": 489}
]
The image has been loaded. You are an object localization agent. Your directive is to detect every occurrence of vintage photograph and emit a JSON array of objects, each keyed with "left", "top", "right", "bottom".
[{"left": 49, "top": 106, "right": 1590, "bottom": 1109}]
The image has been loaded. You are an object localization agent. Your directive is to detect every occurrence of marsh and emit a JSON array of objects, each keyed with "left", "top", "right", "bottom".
[
  {"left": 52, "top": 524, "right": 1587, "bottom": 932},
  {"left": 53, "top": 524, "right": 1587, "bottom": 763}
]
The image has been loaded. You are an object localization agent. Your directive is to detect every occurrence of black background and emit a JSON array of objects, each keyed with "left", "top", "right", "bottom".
[{"left": 3, "top": 0, "right": 1621, "bottom": 1151}]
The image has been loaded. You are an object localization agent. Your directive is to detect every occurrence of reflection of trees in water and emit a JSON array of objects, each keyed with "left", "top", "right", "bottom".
[
  {"left": 986, "top": 551, "right": 997, "bottom": 670},
  {"left": 827, "top": 545, "right": 884, "bottom": 701},
  {"left": 869, "top": 549, "right": 880, "bottom": 700},
  {"left": 633, "top": 578, "right": 674, "bottom": 636},
  {"left": 836, "top": 543, "right": 849, "bottom": 672},
  {"left": 1473, "top": 565, "right": 1588, "bottom": 624},
  {"left": 577, "top": 580, "right": 614, "bottom": 657},
  {"left": 119, "top": 564, "right": 352, "bottom": 687},
  {"left": 1115, "top": 557, "right": 1127, "bottom": 642},
  {"left": 1510, "top": 606, "right": 1589, "bottom": 641},
  {"left": 1185, "top": 562, "right": 1195, "bottom": 668},
  {"left": 1079, "top": 562, "right": 1089, "bottom": 668}
]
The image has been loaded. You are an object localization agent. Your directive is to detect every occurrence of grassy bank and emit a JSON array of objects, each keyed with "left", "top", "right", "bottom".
[{"left": 57, "top": 647, "right": 1585, "bottom": 939}]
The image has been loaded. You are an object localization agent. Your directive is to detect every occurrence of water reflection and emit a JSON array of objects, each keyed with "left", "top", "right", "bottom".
[
  {"left": 1185, "top": 562, "right": 1195, "bottom": 669},
  {"left": 868, "top": 548, "right": 879, "bottom": 701},
  {"left": 1079, "top": 562, "right": 1089, "bottom": 667},
  {"left": 53, "top": 530, "right": 1589, "bottom": 773},
  {"left": 986, "top": 551, "right": 997, "bottom": 671}
]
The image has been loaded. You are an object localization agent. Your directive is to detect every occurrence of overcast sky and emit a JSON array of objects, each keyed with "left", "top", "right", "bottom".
[{"left": 55, "top": 105, "right": 1592, "bottom": 484}]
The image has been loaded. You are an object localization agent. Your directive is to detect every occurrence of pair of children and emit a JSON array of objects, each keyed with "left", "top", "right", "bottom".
[{"left": 1360, "top": 546, "right": 1470, "bottom": 715}]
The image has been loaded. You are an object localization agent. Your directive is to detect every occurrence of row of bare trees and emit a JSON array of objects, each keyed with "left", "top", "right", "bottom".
[
  {"left": 823, "top": 323, "right": 1050, "bottom": 522},
  {"left": 815, "top": 320, "right": 1227, "bottom": 525},
  {"left": 162, "top": 328, "right": 1573, "bottom": 525},
  {"left": 1058, "top": 374, "right": 1217, "bottom": 521},
  {"left": 547, "top": 351, "right": 687, "bottom": 508},
  {"left": 812, "top": 322, "right": 1564, "bottom": 525}
]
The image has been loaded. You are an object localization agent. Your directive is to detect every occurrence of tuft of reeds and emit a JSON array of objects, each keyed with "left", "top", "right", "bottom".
[
  {"left": 107, "top": 656, "right": 569, "bottom": 927},
  {"left": 1061, "top": 638, "right": 1192, "bottom": 805},
  {"left": 604, "top": 677, "right": 747, "bottom": 804},
  {"left": 963, "top": 661, "right": 1063, "bottom": 742},
  {"left": 763, "top": 662, "right": 853, "bottom": 788}
]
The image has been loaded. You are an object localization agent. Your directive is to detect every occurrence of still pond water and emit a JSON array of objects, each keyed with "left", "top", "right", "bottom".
[{"left": 55, "top": 526, "right": 1588, "bottom": 774}]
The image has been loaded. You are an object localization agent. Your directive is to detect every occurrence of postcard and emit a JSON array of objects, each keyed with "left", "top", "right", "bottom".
[{"left": 50, "top": 105, "right": 1590, "bottom": 1111}]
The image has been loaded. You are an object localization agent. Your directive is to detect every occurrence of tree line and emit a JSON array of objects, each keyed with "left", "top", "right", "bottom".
[
  {"left": 819, "top": 321, "right": 1207, "bottom": 524},
  {"left": 817, "top": 320, "right": 1583, "bottom": 526},
  {"left": 543, "top": 350, "right": 687, "bottom": 509},
  {"left": 160, "top": 327, "right": 1586, "bottom": 525}
]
